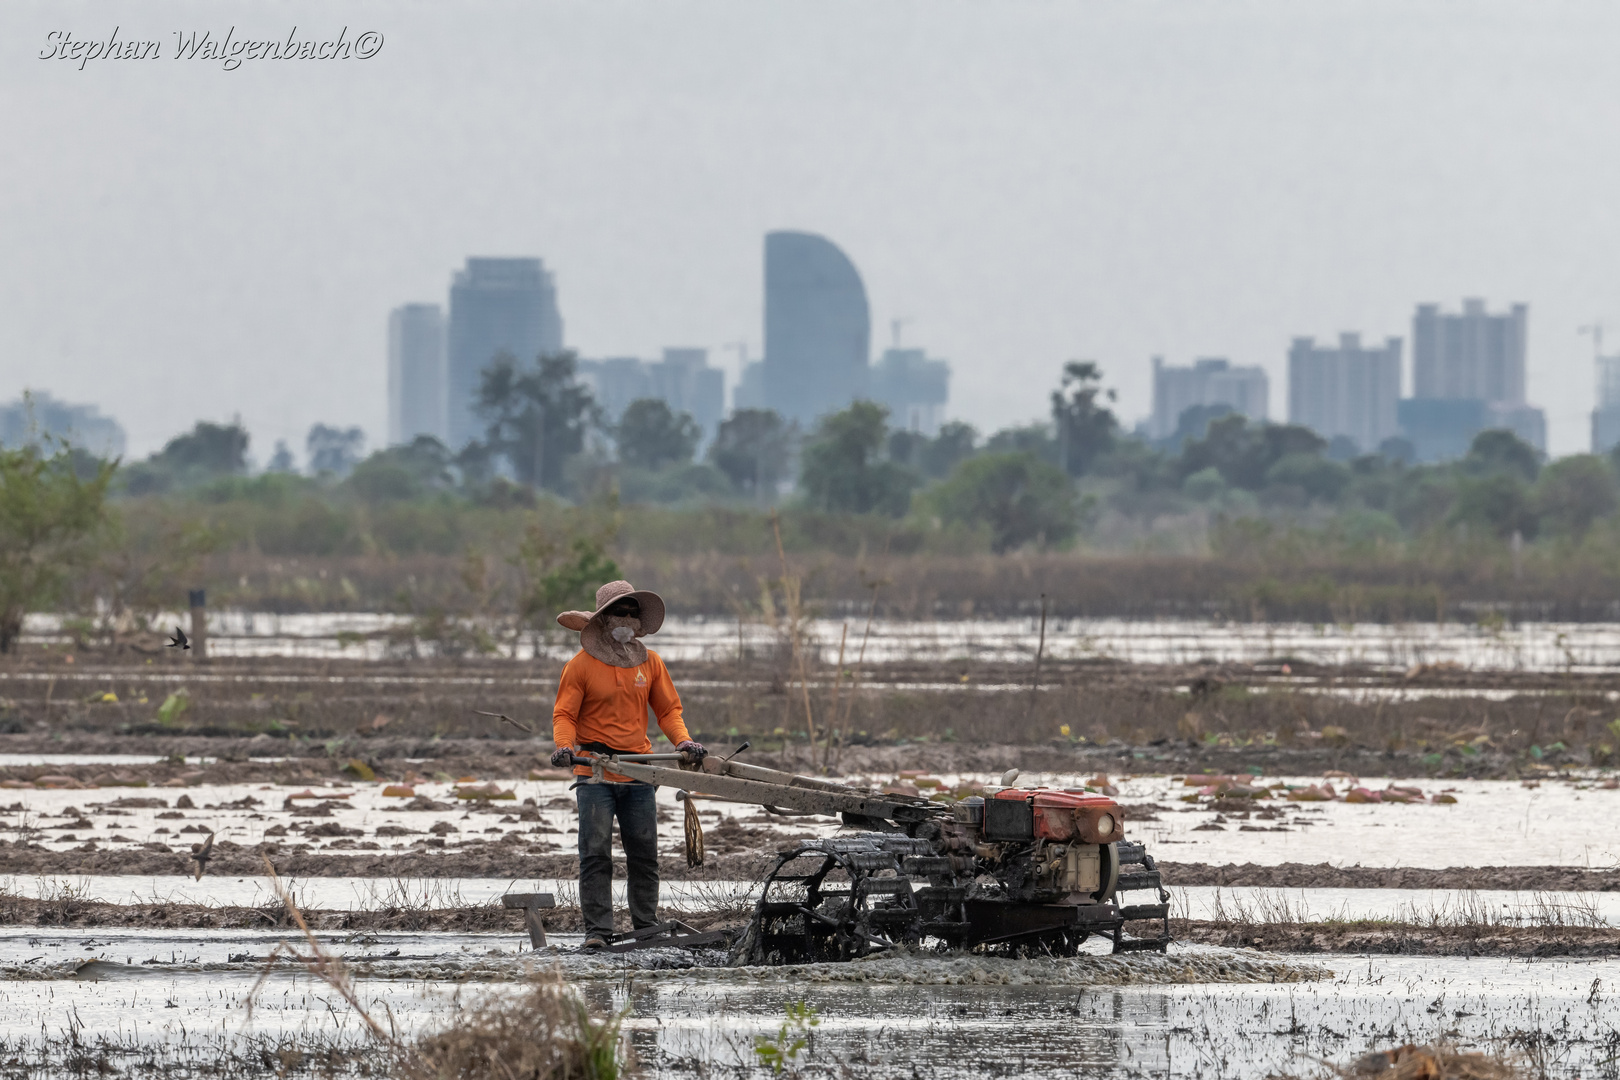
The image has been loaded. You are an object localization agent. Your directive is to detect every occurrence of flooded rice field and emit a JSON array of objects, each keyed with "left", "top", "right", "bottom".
[
  {"left": 3, "top": 627, "right": 1619, "bottom": 1077},
  {"left": 0, "top": 924, "right": 1613, "bottom": 1078},
  {"left": 25, "top": 611, "right": 1620, "bottom": 671}
]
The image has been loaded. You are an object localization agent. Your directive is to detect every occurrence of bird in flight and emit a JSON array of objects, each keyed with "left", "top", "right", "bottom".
[
  {"left": 190, "top": 831, "right": 215, "bottom": 880},
  {"left": 168, "top": 627, "right": 190, "bottom": 651}
]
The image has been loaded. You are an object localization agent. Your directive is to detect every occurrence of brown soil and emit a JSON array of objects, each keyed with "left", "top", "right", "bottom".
[
  {"left": 0, "top": 652, "right": 1614, "bottom": 783},
  {"left": 1155, "top": 918, "right": 1620, "bottom": 957},
  {"left": 5, "top": 891, "right": 1612, "bottom": 957},
  {"left": 0, "top": 837, "right": 779, "bottom": 881},
  {"left": 1158, "top": 861, "right": 1620, "bottom": 892},
  {"left": 0, "top": 893, "right": 732, "bottom": 935}
]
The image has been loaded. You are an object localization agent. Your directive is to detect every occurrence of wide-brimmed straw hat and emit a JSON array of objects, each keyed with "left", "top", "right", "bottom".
[{"left": 556, "top": 580, "right": 665, "bottom": 635}]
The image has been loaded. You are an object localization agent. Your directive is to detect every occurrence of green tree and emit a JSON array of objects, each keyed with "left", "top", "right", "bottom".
[
  {"left": 1464, "top": 429, "right": 1540, "bottom": 482},
  {"left": 1167, "top": 404, "right": 1234, "bottom": 450},
  {"left": 709, "top": 408, "right": 793, "bottom": 499},
  {"left": 1534, "top": 454, "right": 1617, "bottom": 538},
  {"left": 122, "top": 420, "right": 249, "bottom": 495},
  {"left": 1447, "top": 472, "right": 1538, "bottom": 539},
  {"left": 306, "top": 424, "right": 365, "bottom": 476},
  {"left": 346, "top": 436, "right": 455, "bottom": 502},
  {"left": 920, "top": 420, "right": 978, "bottom": 479},
  {"left": 799, "top": 402, "right": 918, "bottom": 516},
  {"left": 1180, "top": 415, "right": 1326, "bottom": 490},
  {"left": 1051, "top": 361, "right": 1118, "bottom": 476},
  {"left": 154, "top": 421, "right": 249, "bottom": 474},
  {"left": 928, "top": 451, "right": 1078, "bottom": 553},
  {"left": 476, "top": 351, "right": 598, "bottom": 492},
  {"left": 617, "top": 399, "right": 701, "bottom": 471},
  {"left": 1265, "top": 453, "right": 1351, "bottom": 503},
  {"left": 984, "top": 422, "right": 1058, "bottom": 463},
  {"left": 0, "top": 444, "right": 115, "bottom": 651}
]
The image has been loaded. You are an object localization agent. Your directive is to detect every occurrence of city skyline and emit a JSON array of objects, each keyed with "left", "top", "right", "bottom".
[
  {"left": 6, "top": 281, "right": 1606, "bottom": 466},
  {"left": 6, "top": 4, "right": 1620, "bottom": 458}
]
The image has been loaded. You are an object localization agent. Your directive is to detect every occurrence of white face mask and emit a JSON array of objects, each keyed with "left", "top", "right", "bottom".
[{"left": 610, "top": 625, "right": 636, "bottom": 643}]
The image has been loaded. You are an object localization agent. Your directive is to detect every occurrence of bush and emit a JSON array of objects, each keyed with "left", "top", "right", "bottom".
[
  {"left": 0, "top": 444, "right": 114, "bottom": 650},
  {"left": 1534, "top": 454, "right": 1617, "bottom": 538},
  {"left": 927, "top": 451, "right": 1077, "bottom": 553}
]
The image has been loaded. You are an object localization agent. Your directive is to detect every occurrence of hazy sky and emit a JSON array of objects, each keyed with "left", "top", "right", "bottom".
[{"left": 5, "top": 1, "right": 1620, "bottom": 460}]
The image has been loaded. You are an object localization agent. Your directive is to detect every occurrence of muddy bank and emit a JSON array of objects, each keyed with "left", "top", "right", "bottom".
[
  {"left": 6, "top": 830, "right": 1616, "bottom": 891},
  {"left": 0, "top": 730, "right": 1591, "bottom": 789},
  {"left": 4, "top": 885, "right": 1611, "bottom": 959},
  {"left": 0, "top": 894, "right": 738, "bottom": 935},
  {"left": 0, "top": 837, "right": 774, "bottom": 881},
  {"left": 1159, "top": 861, "right": 1620, "bottom": 893},
  {"left": 1160, "top": 918, "right": 1620, "bottom": 957},
  {"left": 0, "top": 653, "right": 1613, "bottom": 782}
]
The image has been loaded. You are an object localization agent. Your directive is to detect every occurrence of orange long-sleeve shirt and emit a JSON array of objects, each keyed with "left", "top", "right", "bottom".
[{"left": 552, "top": 648, "right": 691, "bottom": 779}]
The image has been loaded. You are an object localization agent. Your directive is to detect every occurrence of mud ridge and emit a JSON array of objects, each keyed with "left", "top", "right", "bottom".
[
  {"left": 1160, "top": 861, "right": 1620, "bottom": 892},
  {"left": 1158, "top": 918, "right": 1620, "bottom": 957}
]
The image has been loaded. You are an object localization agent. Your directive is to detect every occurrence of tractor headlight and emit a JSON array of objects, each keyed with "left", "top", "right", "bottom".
[{"left": 1096, "top": 813, "right": 1116, "bottom": 837}]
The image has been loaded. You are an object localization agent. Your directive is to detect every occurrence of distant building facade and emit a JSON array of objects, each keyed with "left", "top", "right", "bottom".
[
  {"left": 1412, "top": 299, "right": 1526, "bottom": 403},
  {"left": 1593, "top": 354, "right": 1620, "bottom": 454},
  {"left": 0, "top": 392, "right": 125, "bottom": 458},
  {"left": 387, "top": 303, "right": 446, "bottom": 446},
  {"left": 733, "top": 360, "right": 766, "bottom": 411},
  {"left": 1149, "top": 357, "right": 1269, "bottom": 440},
  {"left": 1401, "top": 298, "right": 1544, "bottom": 459},
  {"left": 871, "top": 347, "right": 950, "bottom": 435},
  {"left": 446, "top": 258, "right": 564, "bottom": 449},
  {"left": 763, "top": 231, "right": 870, "bottom": 427},
  {"left": 577, "top": 348, "right": 726, "bottom": 438},
  {"left": 1287, "top": 333, "right": 1402, "bottom": 454}
]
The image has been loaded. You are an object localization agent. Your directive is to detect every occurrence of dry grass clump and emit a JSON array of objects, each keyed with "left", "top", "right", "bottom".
[
  {"left": 401, "top": 974, "right": 633, "bottom": 1080},
  {"left": 252, "top": 857, "right": 633, "bottom": 1080},
  {"left": 1332, "top": 1042, "right": 1526, "bottom": 1080}
]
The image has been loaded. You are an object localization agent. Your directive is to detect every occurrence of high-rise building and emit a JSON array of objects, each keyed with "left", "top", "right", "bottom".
[
  {"left": 652, "top": 348, "right": 725, "bottom": 436},
  {"left": 1287, "top": 333, "right": 1402, "bottom": 454},
  {"left": 871, "top": 347, "right": 950, "bottom": 435},
  {"left": 733, "top": 361, "right": 766, "bottom": 411},
  {"left": 1402, "top": 298, "right": 1545, "bottom": 459},
  {"left": 1412, "top": 299, "right": 1526, "bottom": 403},
  {"left": 763, "top": 231, "right": 870, "bottom": 427},
  {"left": 446, "top": 258, "right": 564, "bottom": 449},
  {"left": 0, "top": 391, "right": 125, "bottom": 458},
  {"left": 387, "top": 303, "right": 446, "bottom": 446},
  {"left": 576, "top": 348, "right": 726, "bottom": 440},
  {"left": 1149, "top": 357, "right": 1269, "bottom": 440},
  {"left": 1592, "top": 354, "right": 1620, "bottom": 454}
]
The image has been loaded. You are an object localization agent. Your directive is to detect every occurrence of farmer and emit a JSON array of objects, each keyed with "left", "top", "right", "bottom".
[{"left": 551, "top": 580, "right": 706, "bottom": 949}]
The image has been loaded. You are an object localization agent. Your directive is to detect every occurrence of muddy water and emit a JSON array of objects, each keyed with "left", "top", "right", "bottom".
[
  {"left": 24, "top": 612, "right": 1620, "bottom": 671},
  {"left": 0, "top": 921, "right": 1613, "bottom": 1078}
]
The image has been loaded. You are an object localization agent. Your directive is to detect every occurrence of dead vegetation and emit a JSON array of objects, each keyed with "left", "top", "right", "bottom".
[
  {"left": 402, "top": 976, "right": 632, "bottom": 1080},
  {"left": 243, "top": 860, "right": 636, "bottom": 1080},
  {"left": 1288, "top": 1042, "right": 1531, "bottom": 1080},
  {"left": 2, "top": 650, "right": 1618, "bottom": 781}
]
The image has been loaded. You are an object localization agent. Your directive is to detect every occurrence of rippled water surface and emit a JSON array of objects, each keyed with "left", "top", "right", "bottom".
[
  {"left": 0, "top": 923, "right": 1613, "bottom": 1078},
  {"left": 23, "top": 611, "right": 1620, "bottom": 671}
]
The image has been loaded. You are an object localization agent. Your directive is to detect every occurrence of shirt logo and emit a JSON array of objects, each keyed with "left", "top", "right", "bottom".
[{"left": 634, "top": 670, "right": 647, "bottom": 687}]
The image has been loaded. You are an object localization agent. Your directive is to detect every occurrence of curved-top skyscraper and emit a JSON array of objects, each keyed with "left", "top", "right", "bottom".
[{"left": 763, "top": 231, "right": 870, "bottom": 427}]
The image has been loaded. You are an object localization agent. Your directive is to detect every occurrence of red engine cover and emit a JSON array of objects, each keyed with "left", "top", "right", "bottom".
[{"left": 1028, "top": 790, "right": 1123, "bottom": 844}]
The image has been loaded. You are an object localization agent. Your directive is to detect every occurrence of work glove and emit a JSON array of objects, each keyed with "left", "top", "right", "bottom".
[
  {"left": 676, "top": 740, "right": 707, "bottom": 761},
  {"left": 550, "top": 747, "right": 574, "bottom": 768}
]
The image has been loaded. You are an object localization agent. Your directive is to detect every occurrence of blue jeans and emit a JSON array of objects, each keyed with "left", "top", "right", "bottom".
[{"left": 576, "top": 781, "right": 660, "bottom": 938}]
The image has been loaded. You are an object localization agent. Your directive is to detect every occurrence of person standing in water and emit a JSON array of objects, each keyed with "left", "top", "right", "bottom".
[{"left": 550, "top": 580, "right": 706, "bottom": 949}]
